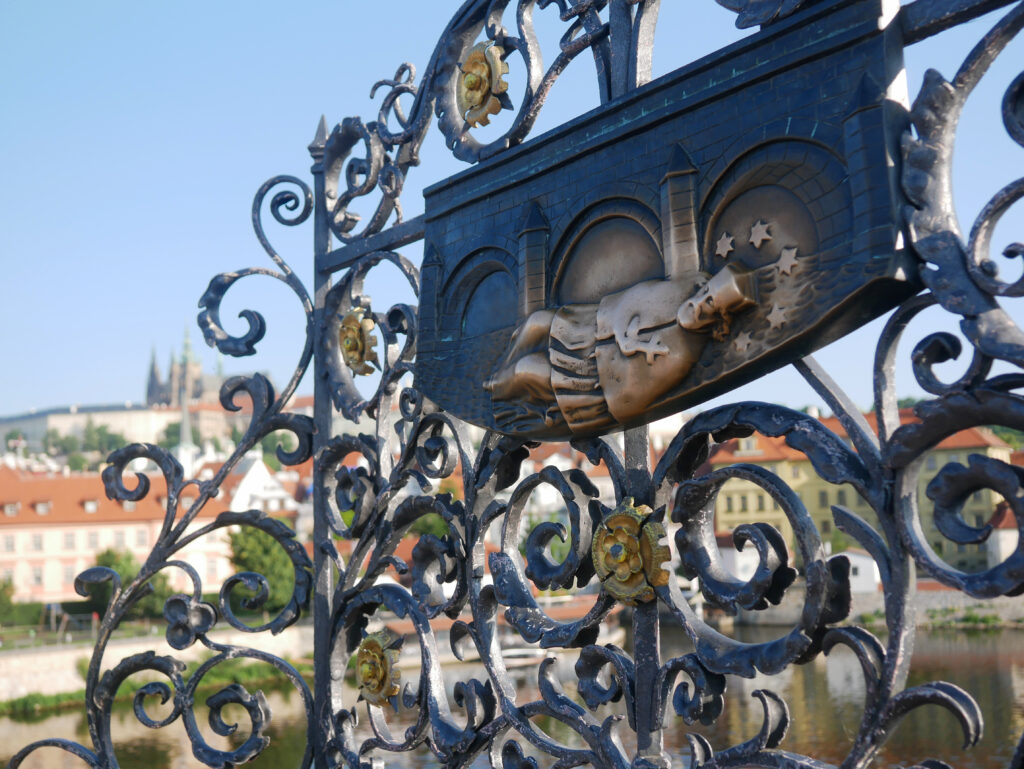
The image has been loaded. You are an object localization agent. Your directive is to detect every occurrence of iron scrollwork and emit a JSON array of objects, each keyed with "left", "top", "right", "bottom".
[{"left": 7, "top": 1, "right": 1024, "bottom": 768}]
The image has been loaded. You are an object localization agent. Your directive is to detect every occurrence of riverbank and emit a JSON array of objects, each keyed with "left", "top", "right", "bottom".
[
  {"left": 736, "top": 578, "right": 1024, "bottom": 627},
  {"left": 0, "top": 621, "right": 314, "bottom": 701},
  {"left": 0, "top": 655, "right": 314, "bottom": 719}
]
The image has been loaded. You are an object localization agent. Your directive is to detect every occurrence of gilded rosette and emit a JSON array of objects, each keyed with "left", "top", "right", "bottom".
[
  {"left": 339, "top": 309, "right": 379, "bottom": 376},
  {"left": 591, "top": 498, "right": 670, "bottom": 605},
  {"left": 456, "top": 42, "right": 509, "bottom": 127},
  {"left": 355, "top": 629, "right": 402, "bottom": 706}
]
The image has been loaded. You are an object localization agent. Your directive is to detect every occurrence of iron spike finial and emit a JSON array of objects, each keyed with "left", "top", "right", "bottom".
[{"left": 309, "top": 115, "right": 328, "bottom": 155}]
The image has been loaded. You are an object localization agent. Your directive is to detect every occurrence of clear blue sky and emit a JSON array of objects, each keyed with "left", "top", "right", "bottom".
[{"left": 1, "top": 2, "right": 1021, "bottom": 417}]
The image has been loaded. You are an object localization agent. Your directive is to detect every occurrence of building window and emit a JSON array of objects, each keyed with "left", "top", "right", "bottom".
[
  {"left": 934, "top": 541, "right": 944, "bottom": 554},
  {"left": 88, "top": 531, "right": 99, "bottom": 549},
  {"left": 3, "top": 503, "right": 18, "bottom": 517},
  {"left": 0, "top": 568, "right": 12, "bottom": 582},
  {"left": 83, "top": 500, "right": 98, "bottom": 513},
  {"left": 32, "top": 567, "right": 43, "bottom": 586},
  {"left": 726, "top": 496, "right": 733, "bottom": 513},
  {"left": 64, "top": 565, "right": 75, "bottom": 584},
  {"left": 818, "top": 490, "right": 829, "bottom": 509},
  {"left": 740, "top": 496, "right": 748, "bottom": 512},
  {"left": 31, "top": 534, "right": 42, "bottom": 551},
  {"left": 2, "top": 535, "right": 13, "bottom": 552},
  {"left": 948, "top": 454, "right": 960, "bottom": 464},
  {"left": 772, "top": 499, "right": 780, "bottom": 510},
  {"left": 123, "top": 500, "right": 136, "bottom": 512},
  {"left": 975, "top": 514, "right": 985, "bottom": 527},
  {"left": 821, "top": 519, "right": 832, "bottom": 534},
  {"left": 34, "top": 501, "right": 51, "bottom": 515},
  {"left": 757, "top": 494, "right": 765, "bottom": 512},
  {"left": 791, "top": 466, "right": 800, "bottom": 479},
  {"left": 114, "top": 530, "right": 125, "bottom": 548},
  {"left": 972, "top": 490, "right": 982, "bottom": 502},
  {"left": 926, "top": 455, "right": 937, "bottom": 471},
  {"left": 851, "top": 565, "right": 860, "bottom": 576},
  {"left": 64, "top": 532, "right": 75, "bottom": 550},
  {"left": 836, "top": 489, "right": 847, "bottom": 507},
  {"left": 268, "top": 498, "right": 281, "bottom": 513},
  {"left": 136, "top": 529, "right": 147, "bottom": 547},
  {"left": 958, "top": 543, "right": 966, "bottom": 554}
]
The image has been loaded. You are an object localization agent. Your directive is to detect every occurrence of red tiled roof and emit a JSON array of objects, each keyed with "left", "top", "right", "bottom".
[
  {"left": 0, "top": 465, "right": 228, "bottom": 526},
  {"left": 818, "top": 409, "right": 1008, "bottom": 450},
  {"left": 710, "top": 408, "right": 1007, "bottom": 465},
  {"left": 288, "top": 395, "right": 315, "bottom": 410},
  {"left": 708, "top": 435, "right": 805, "bottom": 464},
  {"left": 989, "top": 501, "right": 1017, "bottom": 530}
]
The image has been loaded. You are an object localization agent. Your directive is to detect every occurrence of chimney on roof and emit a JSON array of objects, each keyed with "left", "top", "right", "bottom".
[{"left": 806, "top": 406, "right": 820, "bottom": 419}]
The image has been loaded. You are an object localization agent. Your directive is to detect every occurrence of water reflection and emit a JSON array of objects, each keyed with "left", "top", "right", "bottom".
[{"left": 4, "top": 627, "right": 1024, "bottom": 768}]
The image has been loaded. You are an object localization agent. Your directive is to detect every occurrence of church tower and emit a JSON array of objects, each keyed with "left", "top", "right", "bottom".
[{"left": 145, "top": 348, "right": 165, "bottom": 406}]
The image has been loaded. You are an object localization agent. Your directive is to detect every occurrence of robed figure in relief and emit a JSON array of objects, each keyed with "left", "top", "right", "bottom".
[{"left": 485, "top": 265, "right": 758, "bottom": 438}]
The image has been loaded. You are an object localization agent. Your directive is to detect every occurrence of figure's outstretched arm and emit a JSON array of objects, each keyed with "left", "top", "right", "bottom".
[{"left": 616, "top": 315, "right": 671, "bottom": 364}]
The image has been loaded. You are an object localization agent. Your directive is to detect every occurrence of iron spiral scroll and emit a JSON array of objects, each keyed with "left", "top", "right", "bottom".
[{"left": 6, "top": 0, "right": 1024, "bottom": 767}]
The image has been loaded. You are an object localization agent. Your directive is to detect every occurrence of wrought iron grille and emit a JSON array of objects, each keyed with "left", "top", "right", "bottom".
[{"left": 8, "top": 0, "right": 1024, "bottom": 767}]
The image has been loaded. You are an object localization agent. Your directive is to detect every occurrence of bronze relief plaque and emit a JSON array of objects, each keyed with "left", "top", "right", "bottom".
[{"left": 416, "top": 0, "right": 916, "bottom": 440}]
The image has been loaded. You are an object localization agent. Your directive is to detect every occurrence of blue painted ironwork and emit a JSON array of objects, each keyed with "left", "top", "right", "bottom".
[{"left": 6, "top": 1, "right": 1024, "bottom": 767}]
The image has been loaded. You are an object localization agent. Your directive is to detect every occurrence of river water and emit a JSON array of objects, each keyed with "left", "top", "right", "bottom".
[{"left": 3, "top": 626, "right": 1023, "bottom": 769}]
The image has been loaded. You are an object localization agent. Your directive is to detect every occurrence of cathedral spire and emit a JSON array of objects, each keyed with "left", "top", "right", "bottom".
[
  {"left": 146, "top": 347, "right": 162, "bottom": 405},
  {"left": 182, "top": 325, "right": 198, "bottom": 363}
]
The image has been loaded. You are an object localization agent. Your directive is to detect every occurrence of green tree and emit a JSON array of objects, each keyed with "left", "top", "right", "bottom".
[
  {"left": 85, "top": 549, "right": 172, "bottom": 619},
  {"left": 0, "top": 577, "right": 15, "bottom": 624},
  {"left": 82, "top": 419, "right": 100, "bottom": 453},
  {"left": 228, "top": 522, "right": 296, "bottom": 614},
  {"left": 157, "top": 421, "right": 201, "bottom": 449},
  {"left": 55, "top": 433, "right": 80, "bottom": 455},
  {"left": 830, "top": 528, "right": 852, "bottom": 554},
  {"left": 80, "top": 420, "right": 126, "bottom": 455},
  {"left": 43, "top": 428, "right": 61, "bottom": 454},
  {"left": 262, "top": 430, "right": 296, "bottom": 472},
  {"left": 991, "top": 425, "right": 1024, "bottom": 449},
  {"left": 67, "top": 452, "right": 88, "bottom": 472},
  {"left": 409, "top": 512, "right": 450, "bottom": 538},
  {"left": 4, "top": 429, "right": 25, "bottom": 448}
]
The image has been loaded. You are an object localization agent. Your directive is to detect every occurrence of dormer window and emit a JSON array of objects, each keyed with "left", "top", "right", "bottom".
[
  {"left": 35, "top": 501, "right": 51, "bottom": 515},
  {"left": 3, "top": 503, "right": 18, "bottom": 517},
  {"left": 122, "top": 500, "right": 136, "bottom": 512},
  {"left": 735, "top": 437, "right": 762, "bottom": 456},
  {"left": 83, "top": 500, "right": 99, "bottom": 514}
]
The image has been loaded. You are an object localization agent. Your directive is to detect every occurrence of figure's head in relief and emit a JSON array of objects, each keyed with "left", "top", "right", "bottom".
[
  {"left": 677, "top": 267, "right": 756, "bottom": 341},
  {"left": 484, "top": 264, "right": 759, "bottom": 438}
]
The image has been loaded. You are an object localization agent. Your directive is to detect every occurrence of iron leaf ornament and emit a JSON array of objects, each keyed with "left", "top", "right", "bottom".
[{"left": 715, "top": 0, "right": 814, "bottom": 28}]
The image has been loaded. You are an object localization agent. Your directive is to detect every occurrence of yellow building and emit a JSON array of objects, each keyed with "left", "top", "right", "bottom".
[{"left": 707, "top": 409, "right": 1011, "bottom": 572}]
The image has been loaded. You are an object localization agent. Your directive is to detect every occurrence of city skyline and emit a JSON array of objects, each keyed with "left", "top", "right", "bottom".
[{"left": 2, "top": 2, "right": 1022, "bottom": 419}]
